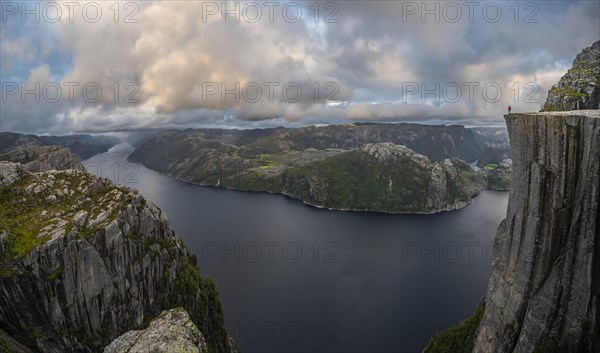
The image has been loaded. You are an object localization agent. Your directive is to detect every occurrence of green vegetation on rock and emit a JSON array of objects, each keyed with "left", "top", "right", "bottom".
[
  {"left": 423, "top": 302, "right": 485, "bottom": 353},
  {"left": 542, "top": 41, "right": 600, "bottom": 111},
  {"left": 0, "top": 166, "right": 235, "bottom": 353},
  {"left": 46, "top": 265, "right": 64, "bottom": 282},
  {"left": 484, "top": 159, "right": 512, "bottom": 191}
]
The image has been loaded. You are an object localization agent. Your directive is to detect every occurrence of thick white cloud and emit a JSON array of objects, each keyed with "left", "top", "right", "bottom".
[{"left": 1, "top": 0, "right": 598, "bottom": 133}]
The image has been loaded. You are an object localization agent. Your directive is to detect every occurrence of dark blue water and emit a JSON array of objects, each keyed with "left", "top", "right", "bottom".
[{"left": 85, "top": 144, "right": 508, "bottom": 353}]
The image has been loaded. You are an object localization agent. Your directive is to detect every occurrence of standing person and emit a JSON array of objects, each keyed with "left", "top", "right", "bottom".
[{"left": 508, "top": 105, "right": 512, "bottom": 114}]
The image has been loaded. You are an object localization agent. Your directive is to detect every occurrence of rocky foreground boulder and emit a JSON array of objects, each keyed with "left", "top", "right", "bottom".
[{"left": 104, "top": 308, "right": 207, "bottom": 353}]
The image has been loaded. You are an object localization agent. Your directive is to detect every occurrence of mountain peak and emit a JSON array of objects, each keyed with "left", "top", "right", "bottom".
[{"left": 542, "top": 40, "right": 600, "bottom": 111}]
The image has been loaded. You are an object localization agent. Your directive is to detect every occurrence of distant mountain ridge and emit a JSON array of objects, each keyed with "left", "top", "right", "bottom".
[
  {"left": 140, "top": 123, "right": 487, "bottom": 162},
  {"left": 128, "top": 123, "right": 503, "bottom": 214},
  {"left": 0, "top": 132, "right": 120, "bottom": 161}
]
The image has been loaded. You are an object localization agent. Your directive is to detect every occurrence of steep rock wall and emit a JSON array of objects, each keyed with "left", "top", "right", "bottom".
[
  {"left": 0, "top": 167, "right": 234, "bottom": 353},
  {"left": 473, "top": 111, "right": 600, "bottom": 353}
]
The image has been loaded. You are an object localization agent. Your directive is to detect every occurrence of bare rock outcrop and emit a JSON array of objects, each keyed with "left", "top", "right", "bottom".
[
  {"left": 104, "top": 308, "right": 207, "bottom": 353},
  {"left": 543, "top": 41, "right": 600, "bottom": 111},
  {"left": 0, "top": 145, "right": 85, "bottom": 172}
]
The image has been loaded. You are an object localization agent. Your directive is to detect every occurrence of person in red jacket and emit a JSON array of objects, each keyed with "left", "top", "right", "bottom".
[{"left": 508, "top": 105, "right": 512, "bottom": 114}]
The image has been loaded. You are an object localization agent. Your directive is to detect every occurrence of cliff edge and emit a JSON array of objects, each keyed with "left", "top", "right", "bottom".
[
  {"left": 473, "top": 111, "right": 600, "bottom": 352},
  {"left": 0, "top": 164, "right": 235, "bottom": 352}
]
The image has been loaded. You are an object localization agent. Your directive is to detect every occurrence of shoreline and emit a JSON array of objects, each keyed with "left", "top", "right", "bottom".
[{"left": 142, "top": 164, "right": 493, "bottom": 216}]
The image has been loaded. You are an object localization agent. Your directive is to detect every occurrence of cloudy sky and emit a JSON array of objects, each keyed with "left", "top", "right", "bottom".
[{"left": 1, "top": 0, "right": 598, "bottom": 133}]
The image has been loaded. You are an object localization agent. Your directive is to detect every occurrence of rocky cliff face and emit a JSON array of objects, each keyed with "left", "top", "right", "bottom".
[
  {"left": 543, "top": 41, "right": 600, "bottom": 111},
  {"left": 0, "top": 165, "right": 234, "bottom": 353},
  {"left": 0, "top": 145, "right": 85, "bottom": 172},
  {"left": 473, "top": 111, "right": 600, "bottom": 353},
  {"left": 0, "top": 327, "right": 33, "bottom": 353},
  {"left": 0, "top": 133, "right": 85, "bottom": 172}
]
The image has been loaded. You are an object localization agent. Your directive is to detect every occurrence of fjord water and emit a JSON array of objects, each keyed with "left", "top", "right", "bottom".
[{"left": 85, "top": 144, "right": 508, "bottom": 353}]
